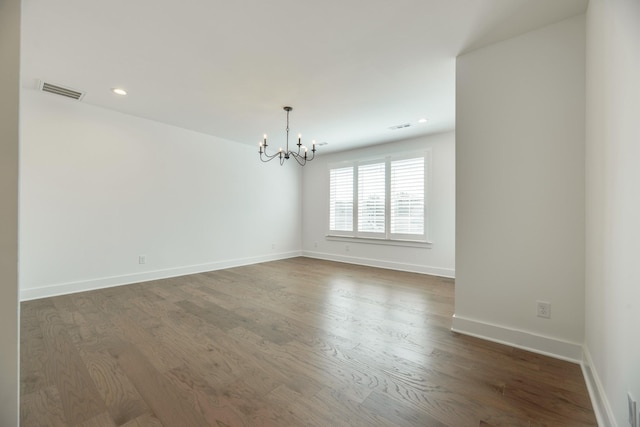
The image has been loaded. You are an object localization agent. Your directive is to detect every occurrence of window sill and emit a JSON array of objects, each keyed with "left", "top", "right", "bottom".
[{"left": 325, "top": 234, "right": 432, "bottom": 249}]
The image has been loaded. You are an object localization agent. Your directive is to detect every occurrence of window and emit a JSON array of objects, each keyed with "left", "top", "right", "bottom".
[
  {"left": 328, "top": 152, "right": 429, "bottom": 243},
  {"left": 390, "top": 157, "right": 424, "bottom": 236},
  {"left": 358, "top": 162, "right": 385, "bottom": 234},
  {"left": 329, "top": 166, "right": 353, "bottom": 232}
]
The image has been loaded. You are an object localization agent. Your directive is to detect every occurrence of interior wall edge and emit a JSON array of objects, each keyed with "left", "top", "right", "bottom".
[
  {"left": 0, "top": 0, "right": 21, "bottom": 423},
  {"left": 581, "top": 345, "right": 616, "bottom": 427},
  {"left": 19, "top": 251, "right": 301, "bottom": 301},
  {"left": 451, "top": 314, "right": 583, "bottom": 363}
]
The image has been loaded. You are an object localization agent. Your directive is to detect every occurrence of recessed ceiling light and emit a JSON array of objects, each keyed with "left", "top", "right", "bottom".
[
  {"left": 112, "top": 88, "right": 127, "bottom": 96},
  {"left": 418, "top": 118, "right": 428, "bottom": 123}
]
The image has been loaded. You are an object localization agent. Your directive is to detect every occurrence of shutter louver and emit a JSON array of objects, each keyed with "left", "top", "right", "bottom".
[
  {"left": 329, "top": 167, "right": 353, "bottom": 231},
  {"left": 358, "top": 162, "right": 385, "bottom": 233},
  {"left": 390, "top": 157, "right": 424, "bottom": 235}
]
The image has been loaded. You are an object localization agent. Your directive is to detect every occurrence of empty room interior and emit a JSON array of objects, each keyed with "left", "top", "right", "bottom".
[{"left": 1, "top": 0, "right": 639, "bottom": 426}]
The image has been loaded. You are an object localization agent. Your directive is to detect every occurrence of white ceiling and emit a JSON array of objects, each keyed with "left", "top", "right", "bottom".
[{"left": 21, "top": 0, "right": 587, "bottom": 153}]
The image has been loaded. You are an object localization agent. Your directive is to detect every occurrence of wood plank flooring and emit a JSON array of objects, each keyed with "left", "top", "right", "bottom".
[{"left": 20, "top": 257, "right": 597, "bottom": 426}]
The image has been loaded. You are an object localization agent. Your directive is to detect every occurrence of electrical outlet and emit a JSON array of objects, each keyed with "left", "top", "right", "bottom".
[
  {"left": 138, "top": 255, "right": 146, "bottom": 265},
  {"left": 536, "top": 301, "right": 551, "bottom": 319},
  {"left": 629, "top": 393, "right": 637, "bottom": 427}
]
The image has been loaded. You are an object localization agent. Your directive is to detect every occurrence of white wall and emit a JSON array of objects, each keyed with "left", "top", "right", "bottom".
[
  {"left": 0, "top": 0, "right": 20, "bottom": 423},
  {"left": 301, "top": 132, "right": 455, "bottom": 277},
  {"left": 584, "top": 0, "right": 640, "bottom": 425},
  {"left": 454, "top": 15, "right": 586, "bottom": 361},
  {"left": 20, "top": 89, "right": 302, "bottom": 300}
]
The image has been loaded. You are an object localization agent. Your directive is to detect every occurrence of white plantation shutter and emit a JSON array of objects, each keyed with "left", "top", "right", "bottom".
[
  {"left": 329, "top": 166, "right": 353, "bottom": 231},
  {"left": 328, "top": 152, "right": 428, "bottom": 242},
  {"left": 390, "top": 157, "right": 424, "bottom": 236},
  {"left": 357, "top": 162, "right": 385, "bottom": 233}
]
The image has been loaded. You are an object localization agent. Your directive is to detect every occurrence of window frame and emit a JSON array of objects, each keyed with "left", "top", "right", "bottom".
[{"left": 327, "top": 150, "right": 432, "bottom": 247}]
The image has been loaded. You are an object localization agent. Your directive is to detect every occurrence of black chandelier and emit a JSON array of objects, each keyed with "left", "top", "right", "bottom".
[{"left": 259, "top": 106, "right": 316, "bottom": 166}]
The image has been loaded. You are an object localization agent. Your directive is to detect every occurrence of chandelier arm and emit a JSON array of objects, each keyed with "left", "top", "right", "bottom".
[
  {"left": 260, "top": 150, "right": 281, "bottom": 161},
  {"left": 291, "top": 149, "right": 314, "bottom": 162},
  {"left": 290, "top": 148, "right": 313, "bottom": 166},
  {"left": 291, "top": 153, "right": 306, "bottom": 166},
  {"left": 291, "top": 147, "right": 308, "bottom": 160},
  {"left": 260, "top": 141, "right": 286, "bottom": 160}
]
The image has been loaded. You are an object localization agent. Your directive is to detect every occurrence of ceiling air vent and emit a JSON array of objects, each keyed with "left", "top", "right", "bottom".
[
  {"left": 39, "top": 81, "right": 85, "bottom": 101},
  {"left": 389, "top": 123, "right": 411, "bottom": 130}
]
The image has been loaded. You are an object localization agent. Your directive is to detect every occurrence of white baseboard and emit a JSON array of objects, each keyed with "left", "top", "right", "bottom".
[
  {"left": 301, "top": 250, "right": 455, "bottom": 278},
  {"left": 451, "top": 314, "right": 583, "bottom": 363},
  {"left": 581, "top": 346, "right": 616, "bottom": 427},
  {"left": 20, "top": 251, "right": 301, "bottom": 301}
]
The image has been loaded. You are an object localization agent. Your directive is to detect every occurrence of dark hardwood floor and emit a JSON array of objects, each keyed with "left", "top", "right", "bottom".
[{"left": 20, "top": 257, "right": 597, "bottom": 426}]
